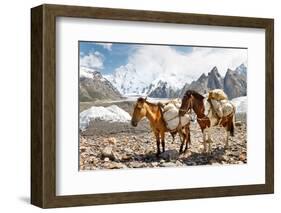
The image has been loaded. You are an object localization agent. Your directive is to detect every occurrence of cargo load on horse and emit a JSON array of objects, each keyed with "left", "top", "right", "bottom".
[
  {"left": 208, "top": 89, "right": 228, "bottom": 100},
  {"left": 206, "top": 89, "right": 234, "bottom": 120},
  {"left": 161, "top": 99, "right": 190, "bottom": 131}
]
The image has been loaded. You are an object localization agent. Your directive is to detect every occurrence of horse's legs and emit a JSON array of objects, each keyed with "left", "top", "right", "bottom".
[
  {"left": 160, "top": 131, "right": 165, "bottom": 153},
  {"left": 202, "top": 128, "right": 212, "bottom": 153},
  {"left": 154, "top": 131, "right": 161, "bottom": 156},
  {"left": 225, "top": 116, "right": 234, "bottom": 149},
  {"left": 184, "top": 125, "right": 190, "bottom": 152},
  {"left": 161, "top": 140, "right": 165, "bottom": 153},
  {"left": 202, "top": 129, "right": 207, "bottom": 153},
  {"left": 225, "top": 129, "right": 230, "bottom": 149},
  {"left": 156, "top": 140, "right": 161, "bottom": 156},
  {"left": 179, "top": 129, "right": 185, "bottom": 153},
  {"left": 207, "top": 128, "right": 213, "bottom": 153},
  {"left": 171, "top": 132, "right": 176, "bottom": 144}
]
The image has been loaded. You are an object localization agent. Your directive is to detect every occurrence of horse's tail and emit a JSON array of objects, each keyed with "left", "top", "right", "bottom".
[{"left": 230, "top": 104, "right": 236, "bottom": 137}]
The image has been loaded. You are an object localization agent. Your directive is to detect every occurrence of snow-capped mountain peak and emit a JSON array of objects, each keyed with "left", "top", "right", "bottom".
[
  {"left": 79, "top": 66, "right": 122, "bottom": 101},
  {"left": 80, "top": 66, "right": 107, "bottom": 82},
  {"left": 80, "top": 66, "right": 95, "bottom": 79},
  {"left": 235, "top": 63, "right": 247, "bottom": 76},
  {"left": 102, "top": 63, "right": 247, "bottom": 99},
  {"left": 104, "top": 63, "right": 193, "bottom": 96}
]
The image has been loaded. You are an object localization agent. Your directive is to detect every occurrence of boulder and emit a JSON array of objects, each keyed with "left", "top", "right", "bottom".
[
  {"left": 101, "top": 146, "right": 121, "bottom": 161},
  {"left": 129, "top": 162, "right": 146, "bottom": 168},
  {"left": 160, "top": 162, "right": 177, "bottom": 167},
  {"left": 160, "top": 149, "right": 179, "bottom": 161},
  {"left": 105, "top": 162, "right": 126, "bottom": 169},
  {"left": 101, "top": 146, "right": 113, "bottom": 158},
  {"left": 108, "top": 137, "right": 117, "bottom": 145}
]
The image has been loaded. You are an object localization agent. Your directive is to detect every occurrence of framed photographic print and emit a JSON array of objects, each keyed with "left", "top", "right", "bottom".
[{"left": 31, "top": 4, "right": 274, "bottom": 208}]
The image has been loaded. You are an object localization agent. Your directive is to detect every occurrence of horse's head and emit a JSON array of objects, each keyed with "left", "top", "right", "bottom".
[
  {"left": 179, "top": 91, "right": 193, "bottom": 117},
  {"left": 179, "top": 90, "right": 205, "bottom": 117},
  {"left": 131, "top": 97, "right": 147, "bottom": 127}
]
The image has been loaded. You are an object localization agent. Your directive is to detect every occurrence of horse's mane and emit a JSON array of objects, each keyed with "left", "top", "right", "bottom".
[
  {"left": 137, "top": 97, "right": 158, "bottom": 106},
  {"left": 183, "top": 90, "right": 204, "bottom": 101}
]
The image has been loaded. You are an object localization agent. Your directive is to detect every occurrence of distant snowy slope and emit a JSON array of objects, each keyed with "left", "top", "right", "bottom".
[
  {"left": 231, "top": 96, "right": 247, "bottom": 113},
  {"left": 80, "top": 105, "right": 131, "bottom": 130},
  {"left": 104, "top": 62, "right": 194, "bottom": 96}
]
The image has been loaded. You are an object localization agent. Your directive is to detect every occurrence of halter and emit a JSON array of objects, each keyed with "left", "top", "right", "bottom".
[
  {"left": 179, "top": 108, "right": 189, "bottom": 113},
  {"left": 182, "top": 97, "right": 210, "bottom": 121},
  {"left": 179, "top": 97, "right": 193, "bottom": 114}
]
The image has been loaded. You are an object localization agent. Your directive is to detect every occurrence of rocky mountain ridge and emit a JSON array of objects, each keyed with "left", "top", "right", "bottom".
[
  {"left": 80, "top": 67, "right": 122, "bottom": 102},
  {"left": 147, "top": 64, "right": 247, "bottom": 99}
]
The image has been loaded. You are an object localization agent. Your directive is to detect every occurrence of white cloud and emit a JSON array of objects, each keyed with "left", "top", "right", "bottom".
[
  {"left": 109, "top": 45, "right": 247, "bottom": 94},
  {"left": 187, "top": 47, "right": 247, "bottom": 76},
  {"left": 80, "top": 51, "right": 104, "bottom": 70},
  {"left": 96, "top": 43, "right": 112, "bottom": 51},
  {"left": 127, "top": 45, "right": 247, "bottom": 81}
]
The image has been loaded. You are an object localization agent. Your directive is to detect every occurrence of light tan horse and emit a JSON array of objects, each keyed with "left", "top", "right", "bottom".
[{"left": 131, "top": 97, "right": 190, "bottom": 156}]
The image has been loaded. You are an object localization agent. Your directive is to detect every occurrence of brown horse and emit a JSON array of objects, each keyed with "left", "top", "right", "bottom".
[
  {"left": 179, "top": 90, "right": 235, "bottom": 153},
  {"left": 131, "top": 97, "right": 190, "bottom": 156}
]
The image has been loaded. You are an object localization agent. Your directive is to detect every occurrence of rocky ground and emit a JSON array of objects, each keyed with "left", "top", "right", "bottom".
[{"left": 79, "top": 120, "right": 247, "bottom": 170}]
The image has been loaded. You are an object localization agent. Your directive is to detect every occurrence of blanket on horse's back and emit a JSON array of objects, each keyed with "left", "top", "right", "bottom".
[{"left": 160, "top": 99, "right": 190, "bottom": 131}]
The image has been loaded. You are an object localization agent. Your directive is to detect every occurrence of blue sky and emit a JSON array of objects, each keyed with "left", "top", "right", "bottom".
[{"left": 79, "top": 41, "right": 194, "bottom": 75}]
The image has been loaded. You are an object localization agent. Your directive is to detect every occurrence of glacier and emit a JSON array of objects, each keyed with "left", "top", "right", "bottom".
[
  {"left": 231, "top": 96, "right": 247, "bottom": 113},
  {"left": 80, "top": 105, "right": 132, "bottom": 131}
]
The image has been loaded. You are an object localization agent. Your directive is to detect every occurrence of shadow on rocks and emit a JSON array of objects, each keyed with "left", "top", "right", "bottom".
[
  {"left": 119, "top": 152, "right": 159, "bottom": 163},
  {"left": 119, "top": 150, "right": 180, "bottom": 164},
  {"left": 181, "top": 147, "right": 226, "bottom": 166}
]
